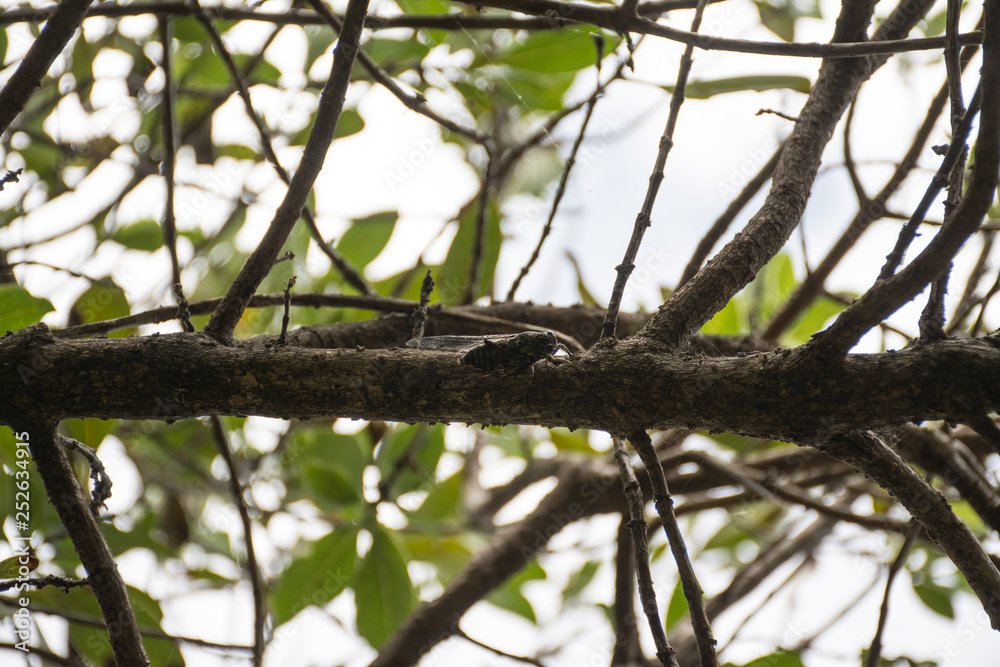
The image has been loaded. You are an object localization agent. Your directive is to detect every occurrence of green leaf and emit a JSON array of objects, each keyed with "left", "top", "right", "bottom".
[
  {"left": 496, "top": 29, "right": 610, "bottom": 74},
  {"left": 290, "top": 429, "right": 371, "bottom": 510},
  {"left": 354, "top": 524, "right": 415, "bottom": 648},
  {"left": 549, "top": 428, "right": 598, "bottom": 455},
  {"left": 409, "top": 470, "right": 463, "bottom": 523},
  {"left": 376, "top": 424, "right": 445, "bottom": 496},
  {"left": 0, "top": 555, "right": 38, "bottom": 579},
  {"left": 62, "top": 418, "right": 117, "bottom": 449},
  {"left": 662, "top": 75, "right": 811, "bottom": 100},
  {"left": 436, "top": 199, "right": 501, "bottom": 305},
  {"left": 665, "top": 578, "right": 688, "bottom": 630},
  {"left": 725, "top": 652, "right": 804, "bottom": 667},
  {"left": 71, "top": 283, "right": 132, "bottom": 337},
  {"left": 755, "top": 0, "right": 821, "bottom": 42},
  {"left": 272, "top": 527, "right": 359, "bottom": 627},
  {"left": 113, "top": 220, "right": 165, "bottom": 251},
  {"left": 336, "top": 211, "right": 397, "bottom": 270},
  {"left": 912, "top": 580, "right": 955, "bottom": 619},
  {"left": 485, "top": 559, "right": 545, "bottom": 623},
  {"left": 0, "top": 285, "right": 54, "bottom": 333},
  {"left": 562, "top": 559, "right": 600, "bottom": 602},
  {"left": 784, "top": 294, "right": 845, "bottom": 345},
  {"left": 701, "top": 298, "right": 746, "bottom": 336}
]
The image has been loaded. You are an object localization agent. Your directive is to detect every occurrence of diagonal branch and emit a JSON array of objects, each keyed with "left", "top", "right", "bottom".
[
  {"left": 818, "top": 431, "right": 1000, "bottom": 629},
  {"left": 202, "top": 0, "right": 371, "bottom": 342},
  {"left": 0, "top": 0, "right": 95, "bottom": 134},
  {"left": 640, "top": 0, "right": 926, "bottom": 351},
  {"left": 20, "top": 424, "right": 149, "bottom": 665}
]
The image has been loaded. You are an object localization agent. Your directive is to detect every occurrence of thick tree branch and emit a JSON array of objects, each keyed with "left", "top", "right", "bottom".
[
  {"left": 369, "top": 456, "right": 625, "bottom": 667},
  {"left": 4, "top": 325, "right": 1000, "bottom": 445}
]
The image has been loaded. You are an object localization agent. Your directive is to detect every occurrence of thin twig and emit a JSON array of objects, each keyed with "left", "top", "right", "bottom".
[
  {"left": 760, "top": 40, "right": 975, "bottom": 339},
  {"left": 22, "top": 424, "right": 149, "bottom": 665},
  {"left": 277, "top": 276, "right": 297, "bottom": 345},
  {"left": 209, "top": 417, "right": 266, "bottom": 667},
  {"left": 157, "top": 15, "right": 183, "bottom": 289},
  {"left": 628, "top": 431, "right": 716, "bottom": 666},
  {"left": 612, "top": 437, "right": 678, "bottom": 667},
  {"left": 865, "top": 519, "right": 921, "bottom": 667},
  {"left": 462, "top": 151, "right": 497, "bottom": 305},
  {"left": 506, "top": 38, "right": 606, "bottom": 302},
  {"left": 601, "top": 0, "right": 710, "bottom": 339},
  {"left": 59, "top": 435, "right": 113, "bottom": 516},
  {"left": 410, "top": 270, "right": 435, "bottom": 340},
  {"left": 0, "top": 0, "right": 94, "bottom": 133}
]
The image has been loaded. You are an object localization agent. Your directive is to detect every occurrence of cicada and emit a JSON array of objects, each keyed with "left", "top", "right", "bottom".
[{"left": 406, "top": 331, "right": 572, "bottom": 377}]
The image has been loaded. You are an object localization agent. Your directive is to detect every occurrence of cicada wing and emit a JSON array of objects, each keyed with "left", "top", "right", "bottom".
[{"left": 405, "top": 335, "right": 488, "bottom": 351}]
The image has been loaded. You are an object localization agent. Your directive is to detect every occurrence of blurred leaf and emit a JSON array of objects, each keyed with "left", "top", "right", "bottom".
[
  {"left": 113, "top": 219, "right": 164, "bottom": 251},
  {"left": 289, "top": 429, "right": 371, "bottom": 510},
  {"left": 665, "top": 577, "right": 688, "bottom": 631},
  {"left": 662, "top": 75, "right": 811, "bottom": 99},
  {"left": 725, "top": 652, "right": 804, "bottom": 667},
  {"left": 566, "top": 251, "right": 599, "bottom": 306},
  {"left": 562, "top": 559, "right": 600, "bottom": 602},
  {"left": 336, "top": 211, "right": 397, "bottom": 270},
  {"left": 0, "top": 285, "right": 54, "bottom": 333},
  {"left": 272, "top": 527, "right": 359, "bottom": 627},
  {"left": 494, "top": 68, "right": 576, "bottom": 112},
  {"left": 71, "top": 283, "right": 132, "bottom": 337},
  {"left": 354, "top": 524, "right": 415, "bottom": 648},
  {"left": 549, "top": 428, "right": 598, "bottom": 454},
  {"left": 62, "top": 418, "right": 116, "bottom": 449},
  {"left": 755, "top": 0, "right": 821, "bottom": 42},
  {"left": 376, "top": 424, "right": 445, "bottom": 497},
  {"left": 783, "top": 294, "right": 845, "bottom": 344},
  {"left": 0, "top": 555, "right": 38, "bottom": 579},
  {"left": 912, "top": 579, "right": 955, "bottom": 619},
  {"left": 436, "top": 199, "right": 501, "bottom": 305},
  {"left": 485, "top": 559, "right": 545, "bottom": 623},
  {"left": 496, "top": 29, "right": 613, "bottom": 73},
  {"left": 408, "top": 470, "right": 463, "bottom": 523},
  {"left": 701, "top": 298, "right": 745, "bottom": 336}
]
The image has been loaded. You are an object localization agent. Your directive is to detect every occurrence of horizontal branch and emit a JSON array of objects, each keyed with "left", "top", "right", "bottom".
[
  {"left": 0, "top": 1, "right": 983, "bottom": 58},
  {"left": 3, "top": 324, "right": 999, "bottom": 443}
]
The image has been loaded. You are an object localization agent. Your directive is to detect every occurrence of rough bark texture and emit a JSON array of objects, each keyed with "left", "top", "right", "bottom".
[{"left": 3, "top": 323, "right": 999, "bottom": 444}]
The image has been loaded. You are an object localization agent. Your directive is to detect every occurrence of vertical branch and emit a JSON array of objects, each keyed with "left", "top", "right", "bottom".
[
  {"left": 612, "top": 516, "right": 643, "bottom": 665},
  {"left": 203, "top": 0, "right": 372, "bottom": 342},
  {"left": 462, "top": 151, "right": 496, "bottom": 305},
  {"left": 628, "top": 431, "right": 717, "bottom": 667},
  {"left": 919, "top": 0, "right": 971, "bottom": 341},
  {"left": 601, "top": 0, "right": 710, "bottom": 340},
  {"left": 157, "top": 15, "right": 182, "bottom": 289},
  {"left": 865, "top": 519, "right": 920, "bottom": 667},
  {"left": 612, "top": 437, "right": 678, "bottom": 667},
  {"left": 22, "top": 424, "right": 149, "bottom": 665},
  {"left": 209, "top": 416, "right": 266, "bottom": 667}
]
